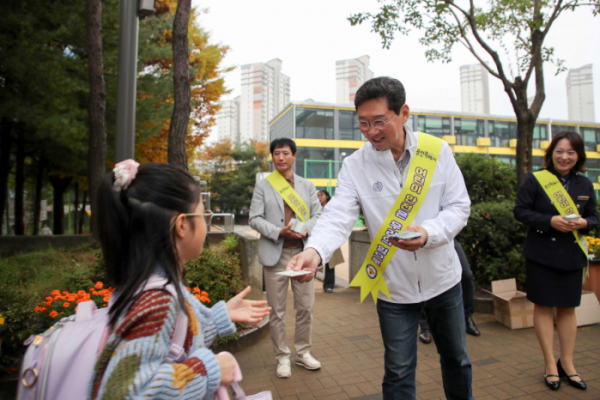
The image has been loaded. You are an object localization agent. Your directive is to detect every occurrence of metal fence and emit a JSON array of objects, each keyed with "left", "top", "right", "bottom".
[{"left": 210, "top": 213, "right": 235, "bottom": 232}]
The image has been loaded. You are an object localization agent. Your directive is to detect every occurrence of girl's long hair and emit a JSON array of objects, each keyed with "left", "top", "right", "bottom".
[{"left": 95, "top": 163, "right": 200, "bottom": 326}]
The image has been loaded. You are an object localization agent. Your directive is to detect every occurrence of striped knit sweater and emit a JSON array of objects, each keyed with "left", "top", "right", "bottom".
[{"left": 90, "top": 284, "right": 235, "bottom": 399}]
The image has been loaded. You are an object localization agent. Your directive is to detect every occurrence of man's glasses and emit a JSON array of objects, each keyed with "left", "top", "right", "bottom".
[
  {"left": 170, "top": 210, "right": 214, "bottom": 230},
  {"left": 356, "top": 113, "right": 396, "bottom": 133}
]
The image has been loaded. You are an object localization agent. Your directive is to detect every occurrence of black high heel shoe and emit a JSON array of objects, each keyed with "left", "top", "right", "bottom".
[
  {"left": 557, "top": 359, "right": 587, "bottom": 390},
  {"left": 544, "top": 371, "right": 561, "bottom": 391}
]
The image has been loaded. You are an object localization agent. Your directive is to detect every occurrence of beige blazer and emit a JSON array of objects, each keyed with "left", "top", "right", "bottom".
[{"left": 249, "top": 173, "right": 322, "bottom": 267}]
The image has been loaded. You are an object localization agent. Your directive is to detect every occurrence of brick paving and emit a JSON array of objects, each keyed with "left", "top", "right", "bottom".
[{"left": 233, "top": 288, "right": 600, "bottom": 400}]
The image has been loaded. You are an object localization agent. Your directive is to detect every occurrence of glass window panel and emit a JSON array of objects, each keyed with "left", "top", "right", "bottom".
[
  {"left": 454, "top": 118, "right": 484, "bottom": 146},
  {"left": 295, "top": 147, "right": 335, "bottom": 178},
  {"left": 488, "top": 121, "right": 516, "bottom": 147},
  {"left": 339, "top": 110, "right": 362, "bottom": 141},
  {"left": 295, "top": 108, "right": 334, "bottom": 140}
]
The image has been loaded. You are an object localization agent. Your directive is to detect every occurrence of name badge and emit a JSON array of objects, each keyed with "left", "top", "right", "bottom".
[{"left": 578, "top": 196, "right": 589, "bottom": 201}]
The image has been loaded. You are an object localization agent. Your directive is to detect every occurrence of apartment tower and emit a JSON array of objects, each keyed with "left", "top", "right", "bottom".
[
  {"left": 336, "top": 55, "right": 374, "bottom": 104},
  {"left": 215, "top": 97, "right": 240, "bottom": 142},
  {"left": 567, "top": 64, "right": 595, "bottom": 122},
  {"left": 460, "top": 64, "right": 490, "bottom": 115},
  {"left": 240, "top": 59, "right": 290, "bottom": 142}
]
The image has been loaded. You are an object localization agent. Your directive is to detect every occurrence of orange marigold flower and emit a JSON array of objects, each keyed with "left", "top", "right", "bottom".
[
  {"left": 193, "top": 287, "right": 201, "bottom": 294},
  {"left": 186, "top": 287, "right": 191, "bottom": 292},
  {"left": 34, "top": 306, "right": 40, "bottom": 313},
  {"left": 201, "top": 291, "right": 208, "bottom": 297},
  {"left": 44, "top": 301, "right": 52, "bottom": 306},
  {"left": 103, "top": 304, "right": 107, "bottom": 307},
  {"left": 51, "top": 290, "right": 60, "bottom": 296},
  {"left": 200, "top": 296, "right": 208, "bottom": 303},
  {"left": 67, "top": 296, "right": 77, "bottom": 302},
  {"left": 62, "top": 291, "right": 69, "bottom": 296},
  {"left": 40, "top": 307, "right": 47, "bottom": 313},
  {"left": 194, "top": 294, "right": 201, "bottom": 300},
  {"left": 103, "top": 296, "right": 109, "bottom": 303},
  {"left": 95, "top": 282, "right": 103, "bottom": 290},
  {"left": 77, "top": 290, "right": 86, "bottom": 296},
  {"left": 49, "top": 311, "right": 58, "bottom": 318},
  {"left": 45, "top": 297, "right": 53, "bottom": 302},
  {"left": 63, "top": 302, "right": 70, "bottom": 308}
]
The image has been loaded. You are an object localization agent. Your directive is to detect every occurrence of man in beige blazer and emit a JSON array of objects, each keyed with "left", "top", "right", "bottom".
[{"left": 249, "top": 138, "right": 322, "bottom": 378}]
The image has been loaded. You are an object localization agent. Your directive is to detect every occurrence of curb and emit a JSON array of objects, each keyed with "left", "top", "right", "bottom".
[
  {"left": 212, "top": 316, "right": 271, "bottom": 354},
  {"left": 474, "top": 297, "right": 494, "bottom": 314}
]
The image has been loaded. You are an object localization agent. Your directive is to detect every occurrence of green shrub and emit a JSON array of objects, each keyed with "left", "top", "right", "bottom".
[
  {"left": 458, "top": 201, "right": 527, "bottom": 290},
  {"left": 184, "top": 246, "right": 245, "bottom": 305},
  {"left": 0, "top": 244, "right": 103, "bottom": 372},
  {"left": 220, "top": 234, "right": 239, "bottom": 254},
  {"left": 456, "top": 153, "right": 517, "bottom": 205}
]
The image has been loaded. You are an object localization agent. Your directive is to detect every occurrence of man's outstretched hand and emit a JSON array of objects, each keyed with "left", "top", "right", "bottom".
[{"left": 285, "top": 248, "right": 322, "bottom": 283}]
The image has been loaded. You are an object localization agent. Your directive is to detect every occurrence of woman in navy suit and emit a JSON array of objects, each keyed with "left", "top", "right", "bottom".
[{"left": 514, "top": 131, "right": 597, "bottom": 391}]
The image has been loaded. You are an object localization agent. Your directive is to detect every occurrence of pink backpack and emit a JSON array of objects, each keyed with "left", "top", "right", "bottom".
[{"left": 17, "top": 276, "right": 188, "bottom": 400}]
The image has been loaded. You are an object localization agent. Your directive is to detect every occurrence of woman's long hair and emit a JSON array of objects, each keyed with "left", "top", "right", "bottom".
[{"left": 95, "top": 163, "right": 200, "bottom": 326}]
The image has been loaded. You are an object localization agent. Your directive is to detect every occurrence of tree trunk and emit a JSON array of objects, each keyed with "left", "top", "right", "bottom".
[
  {"left": 14, "top": 133, "right": 25, "bottom": 235},
  {"left": 33, "top": 152, "right": 45, "bottom": 235},
  {"left": 87, "top": 0, "right": 107, "bottom": 234},
  {"left": 79, "top": 190, "right": 87, "bottom": 234},
  {"left": 168, "top": 0, "right": 192, "bottom": 170},
  {"left": 49, "top": 175, "right": 72, "bottom": 235},
  {"left": 73, "top": 181, "right": 79, "bottom": 234},
  {"left": 507, "top": 77, "right": 535, "bottom": 186},
  {"left": 0, "top": 118, "right": 12, "bottom": 236}
]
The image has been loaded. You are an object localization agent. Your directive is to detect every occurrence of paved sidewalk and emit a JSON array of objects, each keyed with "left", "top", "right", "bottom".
[{"left": 234, "top": 288, "right": 600, "bottom": 400}]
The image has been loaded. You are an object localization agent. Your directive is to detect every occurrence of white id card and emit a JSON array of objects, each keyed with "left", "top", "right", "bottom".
[{"left": 275, "top": 270, "right": 312, "bottom": 277}]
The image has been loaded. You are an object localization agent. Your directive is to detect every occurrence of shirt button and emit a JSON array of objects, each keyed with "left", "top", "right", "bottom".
[{"left": 281, "top": 219, "right": 284, "bottom": 222}]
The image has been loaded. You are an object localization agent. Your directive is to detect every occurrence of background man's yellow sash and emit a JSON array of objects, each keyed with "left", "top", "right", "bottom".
[
  {"left": 350, "top": 133, "right": 443, "bottom": 303},
  {"left": 266, "top": 171, "right": 310, "bottom": 222},
  {"left": 533, "top": 170, "right": 589, "bottom": 283}
]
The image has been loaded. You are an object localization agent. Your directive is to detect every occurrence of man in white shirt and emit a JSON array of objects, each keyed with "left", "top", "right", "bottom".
[{"left": 286, "top": 77, "right": 473, "bottom": 399}]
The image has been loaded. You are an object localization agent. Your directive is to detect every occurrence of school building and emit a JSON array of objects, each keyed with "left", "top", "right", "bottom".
[{"left": 269, "top": 100, "right": 600, "bottom": 194}]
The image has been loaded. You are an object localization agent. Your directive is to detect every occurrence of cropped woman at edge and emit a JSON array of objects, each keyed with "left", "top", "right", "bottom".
[
  {"left": 514, "top": 131, "right": 597, "bottom": 392},
  {"left": 317, "top": 190, "right": 345, "bottom": 293}
]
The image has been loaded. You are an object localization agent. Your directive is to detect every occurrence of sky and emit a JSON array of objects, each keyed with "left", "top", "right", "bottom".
[{"left": 193, "top": 0, "right": 600, "bottom": 141}]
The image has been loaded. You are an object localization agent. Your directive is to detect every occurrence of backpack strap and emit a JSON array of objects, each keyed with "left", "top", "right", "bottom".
[{"left": 98, "top": 275, "right": 189, "bottom": 362}]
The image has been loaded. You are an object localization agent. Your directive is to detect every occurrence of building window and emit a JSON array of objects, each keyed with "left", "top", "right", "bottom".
[
  {"left": 581, "top": 127, "right": 600, "bottom": 151},
  {"left": 296, "top": 108, "right": 334, "bottom": 140},
  {"left": 488, "top": 120, "right": 516, "bottom": 147},
  {"left": 417, "top": 115, "right": 451, "bottom": 137},
  {"left": 454, "top": 118, "right": 484, "bottom": 146},
  {"left": 551, "top": 124, "right": 575, "bottom": 137},
  {"left": 339, "top": 110, "right": 362, "bottom": 141},
  {"left": 532, "top": 124, "right": 547, "bottom": 149},
  {"left": 295, "top": 147, "right": 335, "bottom": 178}
]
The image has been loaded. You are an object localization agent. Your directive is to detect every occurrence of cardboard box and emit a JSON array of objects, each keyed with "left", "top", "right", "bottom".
[
  {"left": 576, "top": 291, "right": 600, "bottom": 327},
  {"left": 489, "top": 278, "right": 534, "bottom": 329}
]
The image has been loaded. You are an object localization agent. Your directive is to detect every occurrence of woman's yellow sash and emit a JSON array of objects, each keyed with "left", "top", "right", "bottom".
[
  {"left": 533, "top": 170, "right": 589, "bottom": 283},
  {"left": 266, "top": 171, "right": 310, "bottom": 222},
  {"left": 350, "top": 133, "right": 443, "bottom": 303}
]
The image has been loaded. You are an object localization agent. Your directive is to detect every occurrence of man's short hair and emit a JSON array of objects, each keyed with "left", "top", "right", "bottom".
[
  {"left": 270, "top": 138, "right": 297, "bottom": 155},
  {"left": 354, "top": 77, "right": 406, "bottom": 115}
]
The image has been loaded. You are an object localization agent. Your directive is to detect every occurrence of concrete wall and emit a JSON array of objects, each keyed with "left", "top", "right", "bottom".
[
  {"left": 349, "top": 229, "right": 370, "bottom": 283},
  {"left": 0, "top": 233, "right": 266, "bottom": 302},
  {"left": 0, "top": 235, "right": 95, "bottom": 257}
]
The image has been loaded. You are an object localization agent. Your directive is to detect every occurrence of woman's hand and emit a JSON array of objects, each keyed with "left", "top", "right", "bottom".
[
  {"left": 226, "top": 286, "right": 271, "bottom": 323},
  {"left": 571, "top": 217, "right": 588, "bottom": 231},
  {"left": 216, "top": 352, "right": 235, "bottom": 386},
  {"left": 551, "top": 215, "right": 575, "bottom": 232}
]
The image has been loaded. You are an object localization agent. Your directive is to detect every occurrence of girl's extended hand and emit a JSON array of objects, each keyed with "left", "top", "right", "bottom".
[
  {"left": 215, "top": 352, "right": 235, "bottom": 386},
  {"left": 226, "top": 286, "right": 271, "bottom": 323}
]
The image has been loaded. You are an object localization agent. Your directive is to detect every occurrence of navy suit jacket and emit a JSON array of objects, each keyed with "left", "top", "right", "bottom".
[{"left": 514, "top": 168, "right": 598, "bottom": 271}]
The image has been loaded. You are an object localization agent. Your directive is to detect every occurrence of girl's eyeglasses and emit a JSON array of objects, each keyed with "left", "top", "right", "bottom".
[{"left": 170, "top": 210, "right": 214, "bottom": 230}]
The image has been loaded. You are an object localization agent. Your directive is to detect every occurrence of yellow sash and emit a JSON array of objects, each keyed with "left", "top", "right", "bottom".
[
  {"left": 533, "top": 170, "right": 589, "bottom": 283},
  {"left": 350, "top": 133, "right": 443, "bottom": 303},
  {"left": 266, "top": 170, "right": 310, "bottom": 222}
]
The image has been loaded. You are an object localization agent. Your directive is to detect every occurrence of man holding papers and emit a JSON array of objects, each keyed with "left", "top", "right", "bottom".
[
  {"left": 249, "top": 138, "right": 322, "bottom": 378},
  {"left": 286, "top": 77, "right": 473, "bottom": 399}
]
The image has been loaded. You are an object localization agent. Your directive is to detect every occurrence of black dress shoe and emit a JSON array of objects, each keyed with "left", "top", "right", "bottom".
[
  {"left": 419, "top": 329, "right": 432, "bottom": 344},
  {"left": 545, "top": 373, "right": 561, "bottom": 390},
  {"left": 557, "top": 359, "right": 587, "bottom": 390},
  {"left": 465, "top": 315, "right": 480, "bottom": 337}
]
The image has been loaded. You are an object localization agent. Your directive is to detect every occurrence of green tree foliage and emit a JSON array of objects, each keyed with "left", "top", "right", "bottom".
[
  {"left": 455, "top": 154, "right": 517, "bottom": 205},
  {"left": 349, "top": 0, "right": 600, "bottom": 185},
  {"left": 199, "top": 141, "right": 269, "bottom": 217}
]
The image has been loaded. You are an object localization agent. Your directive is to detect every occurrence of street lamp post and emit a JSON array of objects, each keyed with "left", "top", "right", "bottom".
[{"left": 114, "top": 0, "right": 156, "bottom": 163}]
